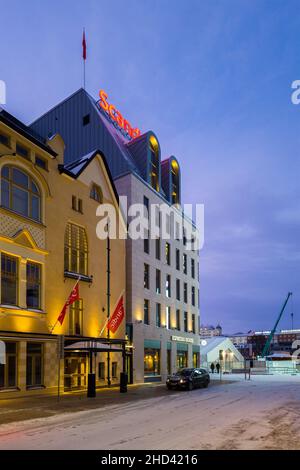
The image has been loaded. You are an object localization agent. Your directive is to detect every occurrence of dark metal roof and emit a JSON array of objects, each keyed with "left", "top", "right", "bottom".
[{"left": 0, "top": 108, "right": 57, "bottom": 157}]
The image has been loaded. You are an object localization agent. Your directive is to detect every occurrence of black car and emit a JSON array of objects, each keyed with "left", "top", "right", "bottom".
[{"left": 166, "top": 368, "right": 210, "bottom": 391}]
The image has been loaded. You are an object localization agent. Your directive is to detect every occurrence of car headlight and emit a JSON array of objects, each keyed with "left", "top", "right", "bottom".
[
  {"left": 179, "top": 378, "right": 186, "bottom": 384},
  {"left": 167, "top": 378, "right": 170, "bottom": 382}
]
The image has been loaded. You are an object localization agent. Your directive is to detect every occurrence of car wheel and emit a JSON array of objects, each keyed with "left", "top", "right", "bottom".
[{"left": 188, "top": 381, "right": 193, "bottom": 391}]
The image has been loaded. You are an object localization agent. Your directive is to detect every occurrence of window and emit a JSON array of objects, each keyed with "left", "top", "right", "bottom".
[
  {"left": 26, "top": 343, "right": 43, "bottom": 388},
  {"left": 90, "top": 184, "right": 103, "bottom": 203},
  {"left": 144, "top": 263, "right": 150, "bottom": 289},
  {"left": 69, "top": 299, "right": 83, "bottom": 335},
  {"left": 78, "top": 198, "right": 83, "bottom": 213},
  {"left": 166, "top": 274, "right": 171, "bottom": 298},
  {"left": 176, "top": 309, "right": 180, "bottom": 330},
  {"left": 176, "top": 249, "right": 180, "bottom": 270},
  {"left": 155, "top": 238, "right": 161, "bottom": 260},
  {"left": 183, "top": 228, "right": 187, "bottom": 246},
  {"left": 184, "top": 283, "right": 188, "bottom": 303},
  {"left": 98, "top": 362, "right": 105, "bottom": 380},
  {"left": 183, "top": 254, "right": 187, "bottom": 274},
  {"left": 191, "top": 259, "right": 195, "bottom": 279},
  {"left": 35, "top": 156, "right": 48, "bottom": 170},
  {"left": 166, "top": 306, "right": 171, "bottom": 330},
  {"left": 144, "top": 196, "right": 150, "bottom": 254},
  {"left": 1, "top": 253, "right": 18, "bottom": 305},
  {"left": 112, "top": 362, "right": 118, "bottom": 379},
  {"left": 16, "top": 142, "right": 30, "bottom": 160},
  {"left": 144, "top": 348, "right": 160, "bottom": 376},
  {"left": 176, "top": 279, "right": 180, "bottom": 301},
  {"left": 64, "top": 223, "right": 88, "bottom": 275},
  {"left": 0, "top": 342, "right": 17, "bottom": 389},
  {"left": 144, "top": 236, "right": 149, "bottom": 254},
  {"left": 26, "top": 262, "right": 41, "bottom": 309},
  {"left": 1, "top": 166, "right": 41, "bottom": 221},
  {"left": 72, "top": 195, "right": 77, "bottom": 210},
  {"left": 192, "top": 314, "right": 196, "bottom": 334},
  {"left": 156, "top": 269, "right": 161, "bottom": 294},
  {"left": 156, "top": 303, "right": 161, "bottom": 327},
  {"left": 83, "top": 114, "right": 90, "bottom": 126},
  {"left": 184, "top": 312, "right": 188, "bottom": 333},
  {"left": 192, "top": 286, "right": 195, "bottom": 306},
  {"left": 149, "top": 136, "right": 159, "bottom": 191},
  {"left": 0, "top": 132, "right": 10, "bottom": 147},
  {"left": 165, "top": 242, "right": 171, "bottom": 266},
  {"left": 171, "top": 159, "right": 180, "bottom": 204},
  {"left": 144, "top": 299, "right": 149, "bottom": 325}
]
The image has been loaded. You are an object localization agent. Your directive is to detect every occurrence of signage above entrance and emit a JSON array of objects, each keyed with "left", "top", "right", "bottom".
[
  {"left": 171, "top": 335, "right": 194, "bottom": 344},
  {"left": 98, "top": 90, "right": 141, "bottom": 140}
]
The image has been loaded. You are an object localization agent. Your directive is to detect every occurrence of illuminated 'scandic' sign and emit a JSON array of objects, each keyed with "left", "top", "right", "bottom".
[{"left": 98, "top": 90, "right": 141, "bottom": 140}]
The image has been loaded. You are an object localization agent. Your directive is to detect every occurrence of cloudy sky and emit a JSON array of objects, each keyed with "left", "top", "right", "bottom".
[{"left": 1, "top": 0, "right": 300, "bottom": 333}]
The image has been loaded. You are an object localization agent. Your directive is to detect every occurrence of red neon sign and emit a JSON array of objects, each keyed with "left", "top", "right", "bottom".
[{"left": 99, "top": 90, "right": 141, "bottom": 140}]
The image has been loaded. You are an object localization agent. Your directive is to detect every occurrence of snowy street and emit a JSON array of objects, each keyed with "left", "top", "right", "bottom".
[{"left": 1, "top": 375, "right": 300, "bottom": 450}]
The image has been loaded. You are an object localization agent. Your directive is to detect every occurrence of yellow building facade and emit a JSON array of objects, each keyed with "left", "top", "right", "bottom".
[{"left": 0, "top": 109, "right": 126, "bottom": 398}]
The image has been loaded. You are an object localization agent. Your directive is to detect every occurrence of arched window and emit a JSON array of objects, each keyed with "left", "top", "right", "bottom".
[
  {"left": 64, "top": 223, "right": 88, "bottom": 276},
  {"left": 1, "top": 166, "right": 41, "bottom": 222},
  {"left": 90, "top": 184, "right": 103, "bottom": 203},
  {"left": 171, "top": 159, "right": 180, "bottom": 205},
  {"left": 149, "top": 135, "right": 160, "bottom": 191}
]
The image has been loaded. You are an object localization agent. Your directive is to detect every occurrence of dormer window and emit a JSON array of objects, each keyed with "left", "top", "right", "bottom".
[
  {"left": 149, "top": 135, "right": 159, "bottom": 191},
  {"left": 171, "top": 159, "right": 180, "bottom": 205},
  {"left": 90, "top": 184, "right": 103, "bottom": 203}
]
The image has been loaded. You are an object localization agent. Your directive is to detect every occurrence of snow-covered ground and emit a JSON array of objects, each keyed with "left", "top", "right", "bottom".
[{"left": 1, "top": 374, "right": 300, "bottom": 450}]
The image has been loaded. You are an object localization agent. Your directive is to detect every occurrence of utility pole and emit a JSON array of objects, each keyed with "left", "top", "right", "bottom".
[{"left": 107, "top": 223, "right": 111, "bottom": 387}]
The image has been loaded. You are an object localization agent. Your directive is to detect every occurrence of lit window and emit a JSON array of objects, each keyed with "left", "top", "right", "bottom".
[
  {"left": 149, "top": 136, "right": 160, "bottom": 191},
  {"left": 1, "top": 253, "right": 18, "bottom": 305},
  {"left": 69, "top": 299, "right": 83, "bottom": 336},
  {"left": 26, "top": 262, "right": 41, "bottom": 309},
  {"left": 1, "top": 166, "right": 41, "bottom": 221},
  {"left": 64, "top": 223, "right": 88, "bottom": 275}
]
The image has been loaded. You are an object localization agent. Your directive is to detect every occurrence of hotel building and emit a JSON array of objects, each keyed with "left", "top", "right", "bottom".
[
  {"left": 0, "top": 108, "right": 126, "bottom": 397},
  {"left": 31, "top": 88, "right": 201, "bottom": 383}
]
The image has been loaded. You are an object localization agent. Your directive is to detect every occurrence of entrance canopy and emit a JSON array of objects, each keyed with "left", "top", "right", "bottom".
[{"left": 65, "top": 341, "right": 124, "bottom": 353}]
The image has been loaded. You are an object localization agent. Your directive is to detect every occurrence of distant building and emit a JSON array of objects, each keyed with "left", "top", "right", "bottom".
[
  {"left": 200, "top": 324, "right": 222, "bottom": 338},
  {"left": 200, "top": 337, "right": 244, "bottom": 371}
]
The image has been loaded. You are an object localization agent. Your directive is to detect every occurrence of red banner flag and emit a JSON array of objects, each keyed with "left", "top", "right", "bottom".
[
  {"left": 57, "top": 284, "right": 80, "bottom": 325},
  {"left": 82, "top": 29, "right": 87, "bottom": 60},
  {"left": 107, "top": 295, "right": 125, "bottom": 333}
]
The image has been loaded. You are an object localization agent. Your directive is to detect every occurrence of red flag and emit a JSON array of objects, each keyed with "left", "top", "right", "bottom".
[
  {"left": 57, "top": 284, "right": 80, "bottom": 325},
  {"left": 107, "top": 295, "right": 125, "bottom": 333},
  {"left": 82, "top": 29, "right": 87, "bottom": 60}
]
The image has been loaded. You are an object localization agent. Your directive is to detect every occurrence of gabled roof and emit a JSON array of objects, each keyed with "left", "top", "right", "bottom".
[{"left": 0, "top": 108, "right": 57, "bottom": 157}]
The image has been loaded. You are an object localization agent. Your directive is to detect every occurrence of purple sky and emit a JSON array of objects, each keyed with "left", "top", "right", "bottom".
[{"left": 1, "top": 0, "right": 300, "bottom": 333}]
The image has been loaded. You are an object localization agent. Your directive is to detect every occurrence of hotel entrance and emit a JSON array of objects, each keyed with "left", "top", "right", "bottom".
[{"left": 64, "top": 355, "right": 87, "bottom": 390}]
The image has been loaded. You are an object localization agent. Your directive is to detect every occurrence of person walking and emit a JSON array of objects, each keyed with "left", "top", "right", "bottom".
[
  {"left": 210, "top": 362, "right": 215, "bottom": 374},
  {"left": 216, "top": 362, "right": 220, "bottom": 374}
]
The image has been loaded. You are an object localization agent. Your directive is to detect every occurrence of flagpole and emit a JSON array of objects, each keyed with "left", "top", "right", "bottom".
[
  {"left": 50, "top": 276, "right": 81, "bottom": 334},
  {"left": 83, "top": 58, "right": 86, "bottom": 90}
]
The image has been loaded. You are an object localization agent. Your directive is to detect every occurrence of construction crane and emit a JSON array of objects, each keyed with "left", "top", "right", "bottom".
[{"left": 261, "top": 292, "right": 293, "bottom": 358}]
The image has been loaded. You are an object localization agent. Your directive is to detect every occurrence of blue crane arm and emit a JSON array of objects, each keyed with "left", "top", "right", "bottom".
[{"left": 261, "top": 292, "right": 292, "bottom": 358}]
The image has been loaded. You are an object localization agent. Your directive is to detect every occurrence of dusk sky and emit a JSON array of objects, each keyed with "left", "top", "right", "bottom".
[{"left": 1, "top": 0, "right": 300, "bottom": 333}]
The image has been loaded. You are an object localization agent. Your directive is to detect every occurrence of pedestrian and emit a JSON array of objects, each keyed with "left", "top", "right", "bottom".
[
  {"left": 210, "top": 362, "right": 215, "bottom": 374},
  {"left": 216, "top": 362, "right": 220, "bottom": 374}
]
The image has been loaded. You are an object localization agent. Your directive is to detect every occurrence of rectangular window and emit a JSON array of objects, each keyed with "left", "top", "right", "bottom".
[
  {"left": 176, "top": 279, "right": 180, "bottom": 301},
  {"left": 26, "top": 262, "right": 41, "bottom": 309},
  {"left": 166, "top": 306, "right": 171, "bottom": 330},
  {"left": 16, "top": 142, "right": 30, "bottom": 160},
  {"left": 156, "top": 303, "right": 161, "bottom": 327},
  {"left": 183, "top": 228, "right": 187, "bottom": 246},
  {"left": 176, "top": 309, "right": 180, "bottom": 330},
  {"left": 1, "top": 253, "right": 18, "bottom": 305},
  {"left": 72, "top": 195, "right": 77, "bottom": 211},
  {"left": 0, "top": 342, "right": 17, "bottom": 389},
  {"left": 26, "top": 342, "right": 43, "bottom": 388},
  {"left": 166, "top": 274, "right": 171, "bottom": 298},
  {"left": 0, "top": 132, "right": 10, "bottom": 147},
  {"left": 156, "top": 269, "right": 161, "bottom": 294},
  {"left": 69, "top": 299, "right": 83, "bottom": 335},
  {"left": 183, "top": 283, "right": 188, "bottom": 304},
  {"left": 78, "top": 198, "right": 83, "bottom": 213},
  {"left": 176, "top": 249, "right": 180, "bottom": 270},
  {"left": 192, "top": 286, "right": 195, "bottom": 306},
  {"left": 98, "top": 362, "right": 105, "bottom": 380},
  {"left": 64, "top": 223, "right": 88, "bottom": 276},
  {"left": 191, "top": 259, "right": 195, "bottom": 279},
  {"left": 184, "top": 312, "right": 188, "bottom": 333},
  {"left": 183, "top": 254, "right": 187, "bottom": 274},
  {"left": 192, "top": 314, "right": 196, "bottom": 334},
  {"left": 144, "top": 263, "right": 150, "bottom": 289},
  {"left": 144, "top": 348, "right": 160, "bottom": 376},
  {"left": 35, "top": 156, "right": 48, "bottom": 170},
  {"left": 144, "top": 196, "right": 150, "bottom": 254},
  {"left": 83, "top": 114, "right": 90, "bottom": 126},
  {"left": 155, "top": 238, "right": 161, "bottom": 260},
  {"left": 144, "top": 299, "right": 149, "bottom": 325},
  {"left": 165, "top": 242, "right": 171, "bottom": 265},
  {"left": 112, "top": 362, "right": 118, "bottom": 379}
]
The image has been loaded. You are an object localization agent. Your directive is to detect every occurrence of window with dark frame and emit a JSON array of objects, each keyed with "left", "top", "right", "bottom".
[
  {"left": 112, "top": 362, "right": 118, "bottom": 378},
  {"left": 176, "top": 249, "right": 180, "bottom": 270},
  {"left": 16, "top": 142, "right": 30, "bottom": 160},
  {"left": 0, "top": 132, "right": 10, "bottom": 147},
  {"left": 98, "top": 362, "right": 105, "bottom": 379},
  {"left": 166, "top": 274, "right": 171, "bottom": 298},
  {"left": 1, "top": 253, "right": 18, "bottom": 306},
  {"left": 64, "top": 223, "right": 88, "bottom": 276},
  {"left": 165, "top": 242, "right": 171, "bottom": 265},
  {"left": 35, "top": 156, "right": 48, "bottom": 171},
  {"left": 156, "top": 303, "right": 161, "bottom": 327},
  {"left": 26, "top": 342, "right": 43, "bottom": 388},
  {"left": 176, "top": 309, "right": 181, "bottom": 330},
  {"left": 184, "top": 312, "right": 188, "bottom": 333},
  {"left": 156, "top": 269, "right": 161, "bottom": 294},
  {"left": 176, "top": 279, "right": 180, "bottom": 301},
  {"left": 144, "top": 263, "right": 150, "bottom": 289},
  {"left": 26, "top": 262, "right": 41, "bottom": 310},
  {"left": 0, "top": 342, "right": 17, "bottom": 389},
  {"left": 69, "top": 299, "right": 83, "bottom": 336},
  {"left": 144, "top": 299, "right": 149, "bottom": 325},
  {"left": 184, "top": 282, "right": 188, "bottom": 303},
  {"left": 192, "top": 286, "right": 195, "bottom": 306}
]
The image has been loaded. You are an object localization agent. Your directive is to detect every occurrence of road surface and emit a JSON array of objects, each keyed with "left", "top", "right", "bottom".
[{"left": 1, "top": 375, "right": 300, "bottom": 450}]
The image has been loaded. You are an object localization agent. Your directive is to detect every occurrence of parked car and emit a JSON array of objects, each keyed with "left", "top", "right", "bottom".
[{"left": 166, "top": 368, "right": 210, "bottom": 391}]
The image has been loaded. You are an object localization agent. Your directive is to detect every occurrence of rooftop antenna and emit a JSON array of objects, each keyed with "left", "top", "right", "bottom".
[{"left": 82, "top": 28, "right": 87, "bottom": 89}]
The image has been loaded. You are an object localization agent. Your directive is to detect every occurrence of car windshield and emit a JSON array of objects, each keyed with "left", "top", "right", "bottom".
[{"left": 175, "top": 369, "right": 193, "bottom": 377}]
